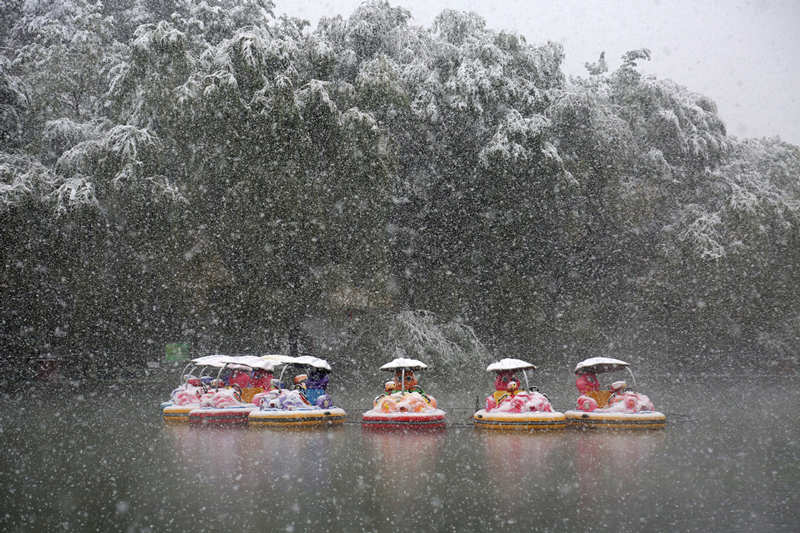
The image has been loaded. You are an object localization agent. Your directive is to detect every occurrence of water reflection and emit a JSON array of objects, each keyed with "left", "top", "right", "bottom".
[
  {"left": 246, "top": 427, "right": 343, "bottom": 492},
  {"left": 574, "top": 431, "right": 665, "bottom": 474},
  {"left": 1, "top": 379, "right": 797, "bottom": 532},
  {"left": 164, "top": 425, "right": 343, "bottom": 490},
  {"left": 477, "top": 430, "right": 562, "bottom": 524},
  {"left": 573, "top": 431, "right": 666, "bottom": 523},
  {"left": 164, "top": 425, "right": 243, "bottom": 475},
  {"left": 481, "top": 430, "right": 561, "bottom": 482},
  {"left": 361, "top": 429, "right": 445, "bottom": 509}
]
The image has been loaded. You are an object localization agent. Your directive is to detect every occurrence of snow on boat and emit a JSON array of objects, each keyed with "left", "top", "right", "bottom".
[
  {"left": 162, "top": 355, "right": 228, "bottom": 424},
  {"left": 248, "top": 355, "right": 347, "bottom": 428},
  {"left": 564, "top": 357, "right": 666, "bottom": 430},
  {"left": 361, "top": 358, "right": 446, "bottom": 430},
  {"left": 162, "top": 355, "right": 278, "bottom": 425},
  {"left": 187, "top": 356, "right": 280, "bottom": 426},
  {"left": 473, "top": 358, "right": 566, "bottom": 430}
]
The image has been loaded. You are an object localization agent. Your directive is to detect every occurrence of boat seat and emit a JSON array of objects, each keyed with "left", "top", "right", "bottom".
[
  {"left": 585, "top": 389, "right": 613, "bottom": 408},
  {"left": 240, "top": 387, "right": 262, "bottom": 403},
  {"left": 492, "top": 390, "right": 512, "bottom": 404},
  {"left": 304, "top": 388, "right": 326, "bottom": 406}
]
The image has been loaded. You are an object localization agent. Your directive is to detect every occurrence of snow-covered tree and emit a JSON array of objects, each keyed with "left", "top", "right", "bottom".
[
  {"left": 0, "top": 57, "right": 28, "bottom": 149},
  {"left": 9, "top": 0, "right": 115, "bottom": 122},
  {"left": 1, "top": 0, "right": 798, "bottom": 369}
]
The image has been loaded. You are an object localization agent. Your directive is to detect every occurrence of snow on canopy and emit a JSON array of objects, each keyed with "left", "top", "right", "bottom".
[
  {"left": 260, "top": 354, "right": 296, "bottom": 364},
  {"left": 235, "top": 355, "right": 275, "bottom": 369},
  {"left": 574, "top": 357, "right": 630, "bottom": 374},
  {"left": 291, "top": 355, "right": 332, "bottom": 370},
  {"left": 191, "top": 354, "right": 278, "bottom": 370},
  {"left": 380, "top": 358, "right": 428, "bottom": 370},
  {"left": 486, "top": 358, "right": 536, "bottom": 372},
  {"left": 190, "top": 355, "right": 230, "bottom": 367}
]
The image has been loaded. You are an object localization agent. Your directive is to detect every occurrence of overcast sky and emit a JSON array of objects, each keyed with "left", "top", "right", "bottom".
[{"left": 276, "top": 0, "right": 800, "bottom": 145}]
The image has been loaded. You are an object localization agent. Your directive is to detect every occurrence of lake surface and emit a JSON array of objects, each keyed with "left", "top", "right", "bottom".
[{"left": 1, "top": 374, "right": 797, "bottom": 532}]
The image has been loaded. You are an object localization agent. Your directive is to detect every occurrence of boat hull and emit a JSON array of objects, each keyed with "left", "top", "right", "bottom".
[
  {"left": 565, "top": 409, "right": 666, "bottom": 429},
  {"left": 249, "top": 407, "right": 347, "bottom": 428},
  {"left": 162, "top": 404, "right": 195, "bottom": 424},
  {"left": 188, "top": 406, "right": 257, "bottom": 426},
  {"left": 473, "top": 409, "right": 567, "bottom": 430},
  {"left": 361, "top": 410, "right": 446, "bottom": 430}
]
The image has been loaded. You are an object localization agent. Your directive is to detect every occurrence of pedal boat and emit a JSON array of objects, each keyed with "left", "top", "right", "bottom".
[
  {"left": 564, "top": 357, "right": 666, "bottom": 430},
  {"left": 186, "top": 355, "right": 276, "bottom": 426},
  {"left": 248, "top": 355, "right": 346, "bottom": 428},
  {"left": 473, "top": 358, "right": 567, "bottom": 430},
  {"left": 161, "top": 355, "right": 230, "bottom": 424},
  {"left": 361, "top": 358, "right": 446, "bottom": 430},
  {"left": 162, "top": 354, "right": 277, "bottom": 425}
]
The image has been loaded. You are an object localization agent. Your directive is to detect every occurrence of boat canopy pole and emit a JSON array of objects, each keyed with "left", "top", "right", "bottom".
[
  {"left": 522, "top": 370, "right": 531, "bottom": 391},
  {"left": 626, "top": 367, "right": 637, "bottom": 387},
  {"left": 181, "top": 362, "right": 195, "bottom": 383},
  {"left": 215, "top": 364, "right": 227, "bottom": 390},
  {"left": 401, "top": 369, "right": 406, "bottom": 392}
]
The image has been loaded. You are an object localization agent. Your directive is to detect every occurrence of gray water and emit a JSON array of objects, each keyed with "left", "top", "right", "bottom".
[{"left": 1, "top": 375, "right": 798, "bottom": 532}]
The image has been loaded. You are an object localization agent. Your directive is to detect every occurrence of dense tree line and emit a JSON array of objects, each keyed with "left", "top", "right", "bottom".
[{"left": 1, "top": 0, "right": 798, "bottom": 376}]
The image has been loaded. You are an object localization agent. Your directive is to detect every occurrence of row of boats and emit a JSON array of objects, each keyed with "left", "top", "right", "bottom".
[{"left": 161, "top": 355, "right": 666, "bottom": 430}]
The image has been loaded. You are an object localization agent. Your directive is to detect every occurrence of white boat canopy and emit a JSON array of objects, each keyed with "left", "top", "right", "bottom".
[
  {"left": 218, "top": 355, "right": 255, "bottom": 369},
  {"left": 191, "top": 355, "right": 280, "bottom": 371},
  {"left": 182, "top": 355, "right": 227, "bottom": 381},
  {"left": 291, "top": 355, "right": 332, "bottom": 370},
  {"left": 250, "top": 360, "right": 278, "bottom": 371},
  {"left": 574, "top": 357, "right": 630, "bottom": 374},
  {"left": 191, "top": 355, "right": 230, "bottom": 367},
  {"left": 260, "top": 354, "right": 297, "bottom": 364},
  {"left": 233, "top": 355, "right": 279, "bottom": 371},
  {"left": 235, "top": 355, "right": 266, "bottom": 367},
  {"left": 380, "top": 358, "right": 428, "bottom": 371},
  {"left": 486, "top": 358, "right": 537, "bottom": 372}
]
